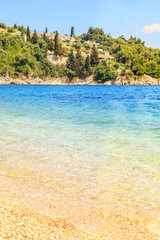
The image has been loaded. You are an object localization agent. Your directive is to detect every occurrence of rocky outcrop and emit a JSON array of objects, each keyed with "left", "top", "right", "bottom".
[
  {"left": 0, "top": 75, "right": 159, "bottom": 85},
  {"left": 112, "top": 75, "right": 160, "bottom": 85},
  {"left": 0, "top": 77, "right": 43, "bottom": 85}
]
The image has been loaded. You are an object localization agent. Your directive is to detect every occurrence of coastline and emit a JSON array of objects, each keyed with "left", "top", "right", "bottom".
[{"left": 0, "top": 74, "right": 160, "bottom": 85}]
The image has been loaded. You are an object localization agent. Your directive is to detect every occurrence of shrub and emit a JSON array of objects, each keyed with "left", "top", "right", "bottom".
[
  {"left": 72, "top": 43, "right": 81, "bottom": 50},
  {"left": 121, "top": 69, "right": 126, "bottom": 76},
  {"left": 114, "top": 63, "right": 120, "bottom": 69},
  {"left": 126, "top": 70, "right": 134, "bottom": 78}
]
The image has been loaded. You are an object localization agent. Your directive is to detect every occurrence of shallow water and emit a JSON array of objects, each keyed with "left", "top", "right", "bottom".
[{"left": 0, "top": 85, "right": 160, "bottom": 235}]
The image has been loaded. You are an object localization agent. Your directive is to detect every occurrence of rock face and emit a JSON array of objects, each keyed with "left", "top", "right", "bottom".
[
  {"left": 112, "top": 75, "right": 160, "bottom": 85},
  {"left": 0, "top": 75, "right": 159, "bottom": 85}
]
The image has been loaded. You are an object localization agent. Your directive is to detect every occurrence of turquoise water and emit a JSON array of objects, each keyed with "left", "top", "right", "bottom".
[
  {"left": 0, "top": 85, "right": 160, "bottom": 193},
  {"left": 1, "top": 85, "right": 160, "bottom": 235}
]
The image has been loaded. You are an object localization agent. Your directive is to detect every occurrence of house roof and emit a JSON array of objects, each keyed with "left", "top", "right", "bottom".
[
  {"left": 47, "top": 50, "right": 54, "bottom": 55},
  {"left": 0, "top": 28, "right": 7, "bottom": 33},
  {"left": 99, "top": 53, "right": 115, "bottom": 59}
]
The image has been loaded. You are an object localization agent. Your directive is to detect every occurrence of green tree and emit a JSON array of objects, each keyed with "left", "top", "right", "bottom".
[
  {"left": 48, "top": 39, "right": 54, "bottom": 51},
  {"left": 85, "top": 56, "right": 91, "bottom": 72},
  {"left": 27, "top": 26, "right": 31, "bottom": 42},
  {"left": 7, "top": 28, "right": 15, "bottom": 33},
  {"left": 121, "top": 68, "right": 126, "bottom": 76},
  {"left": 0, "top": 23, "right": 7, "bottom": 29},
  {"left": 66, "top": 49, "right": 77, "bottom": 79},
  {"left": 90, "top": 45, "right": 99, "bottom": 66},
  {"left": 43, "top": 33, "right": 47, "bottom": 42},
  {"left": 84, "top": 55, "right": 92, "bottom": 77},
  {"left": 54, "top": 31, "right": 61, "bottom": 56},
  {"left": 14, "top": 24, "right": 17, "bottom": 28},
  {"left": 44, "top": 45, "right": 48, "bottom": 59},
  {"left": 72, "top": 43, "right": 81, "bottom": 50},
  {"left": 31, "top": 30, "right": 38, "bottom": 44},
  {"left": 84, "top": 43, "right": 90, "bottom": 50},
  {"left": 71, "top": 26, "right": 75, "bottom": 37},
  {"left": 67, "top": 49, "right": 76, "bottom": 71},
  {"left": 21, "top": 28, "right": 25, "bottom": 39},
  {"left": 132, "top": 63, "right": 144, "bottom": 76},
  {"left": 95, "top": 64, "right": 117, "bottom": 82},
  {"left": 75, "top": 50, "right": 84, "bottom": 76},
  {"left": 45, "top": 27, "right": 48, "bottom": 33}
]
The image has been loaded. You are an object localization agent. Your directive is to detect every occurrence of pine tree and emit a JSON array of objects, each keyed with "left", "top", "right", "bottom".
[
  {"left": 90, "top": 45, "right": 99, "bottom": 66},
  {"left": 45, "top": 27, "right": 48, "bottom": 33},
  {"left": 71, "top": 26, "right": 75, "bottom": 37},
  {"left": 27, "top": 26, "right": 31, "bottom": 42},
  {"left": 31, "top": 30, "right": 38, "bottom": 44},
  {"left": 54, "top": 31, "right": 61, "bottom": 56}
]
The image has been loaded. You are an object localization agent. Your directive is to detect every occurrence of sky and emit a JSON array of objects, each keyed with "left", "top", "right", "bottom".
[{"left": 0, "top": 0, "right": 160, "bottom": 48}]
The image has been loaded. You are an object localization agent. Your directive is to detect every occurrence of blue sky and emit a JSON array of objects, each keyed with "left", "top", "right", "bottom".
[{"left": 1, "top": 0, "right": 160, "bottom": 48}]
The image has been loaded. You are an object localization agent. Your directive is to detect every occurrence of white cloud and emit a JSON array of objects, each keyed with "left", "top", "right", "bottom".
[{"left": 140, "top": 23, "right": 160, "bottom": 33}]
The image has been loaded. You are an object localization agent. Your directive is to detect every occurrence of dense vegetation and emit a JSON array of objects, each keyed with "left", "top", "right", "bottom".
[
  {"left": 81, "top": 27, "right": 160, "bottom": 79},
  {"left": 0, "top": 25, "right": 65, "bottom": 79},
  {"left": 0, "top": 23, "right": 159, "bottom": 82},
  {"left": 0, "top": 34, "right": 56, "bottom": 78}
]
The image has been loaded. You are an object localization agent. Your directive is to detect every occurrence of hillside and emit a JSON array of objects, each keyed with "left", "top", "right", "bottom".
[{"left": 0, "top": 23, "right": 160, "bottom": 84}]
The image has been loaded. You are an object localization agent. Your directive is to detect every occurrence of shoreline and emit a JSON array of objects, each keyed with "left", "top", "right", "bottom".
[{"left": 0, "top": 74, "right": 160, "bottom": 85}]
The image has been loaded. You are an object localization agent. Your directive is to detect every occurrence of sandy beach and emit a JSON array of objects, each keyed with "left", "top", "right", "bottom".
[{"left": 0, "top": 171, "right": 160, "bottom": 240}]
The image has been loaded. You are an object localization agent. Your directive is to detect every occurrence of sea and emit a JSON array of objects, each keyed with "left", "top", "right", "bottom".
[{"left": 0, "top": 85, "right": 160, "bottom": 233}]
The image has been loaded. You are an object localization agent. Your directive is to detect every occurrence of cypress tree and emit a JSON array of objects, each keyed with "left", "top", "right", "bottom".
[
  {"left": 21, "top": 30, "right": 24, "bottom": 39},
  {"left": 67, "top": 49, "right": 76, "bottom": 71},
  {"left": 14, "top": 24, "right": 17, "bottom": 28},
  {"left": 90, "top": 44, "right": 99, "bottom": 66},
  {"left": 27, "top": 26, "right": 31, "bottom": 42},
  {"left": 54, "top": 31, "right": 61, "bottom": 56},
  {"left": 71, "top": 26, "right": 75, "bottom": 37},
  {"left": 43, "top": 32, "right": 47, "bottom": 41},
  {"left": 75, "top": 50, "right": 83, "bottom": 76},
  {"left": 45, "top": 27, "right": 48, "bottom": 33},
  {"left": 85, "top": 55, "right": 91, "bottom": 73},
  {"left": 21, "top": 26, "right": 25, "bottom": 39},
  {"left": 48, "top": 39, "right": 54, "bottom": 51},
  {"left": 31, "top": 30, "right": 38, "bottom": 44},
  {"left": 66, "top": 49, "right": 77, "bottom": 79}
]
